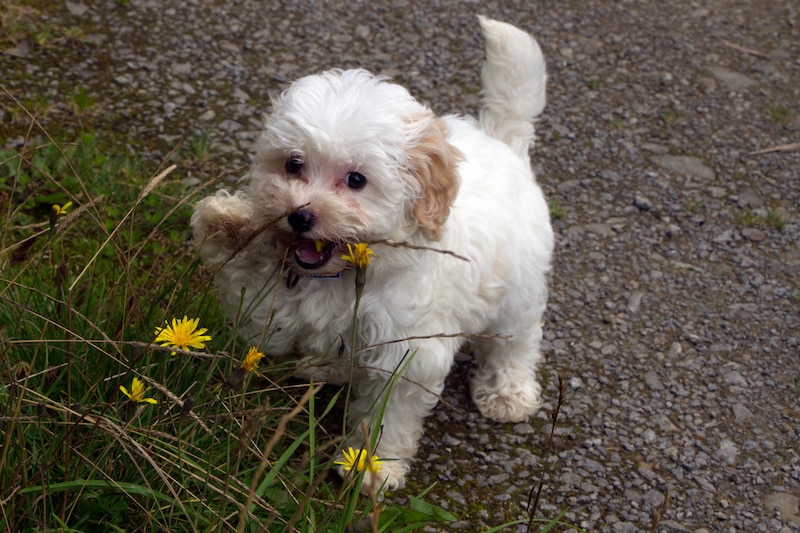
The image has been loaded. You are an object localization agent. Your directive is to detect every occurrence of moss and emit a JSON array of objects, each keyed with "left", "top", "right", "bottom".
[
  {"left": 660, "top": 109, "right": 680, "bottom": 126},
  {"left": 766, "top": 105, "right": 792, "bottom": 125},
  {"left": 549, "top": 199, "right": 566, "bottom": 220},
  {"left": 734, "top": 208, "right": 787, "bottom": 230}
]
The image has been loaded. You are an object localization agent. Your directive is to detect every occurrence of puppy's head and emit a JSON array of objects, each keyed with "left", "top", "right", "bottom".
[{"left": 247, "top": 69, "right": 461, "bottom": 276}]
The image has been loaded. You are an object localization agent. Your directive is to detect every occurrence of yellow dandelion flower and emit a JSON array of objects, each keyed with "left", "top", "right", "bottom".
[
  {"left": 335, "top": 447, "right": 383, "bottom": 474},
  {"left": 51, "top": 201, "right": 73, "bottom": 217},
  {"left": 341, "top": 243, "right": 375, "bottom": 269},
  {"left": 119, "top": 377, "right": 158, "bottom": 404},
  {"left": 240, "top": 346, "right": 265, "bottom": 374},
  {"left": 154, "top": 316, "right": 212, "bottom": 355}
]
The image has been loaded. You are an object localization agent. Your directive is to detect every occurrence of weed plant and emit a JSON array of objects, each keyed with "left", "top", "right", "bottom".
[
  {"left": 0, "top": 96, "right": 591, "bottom": 530},
  {"left": 0, "top": 129, "right": 463, "bottom": 532}
]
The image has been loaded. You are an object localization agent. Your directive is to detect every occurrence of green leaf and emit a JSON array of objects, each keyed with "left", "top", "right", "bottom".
[
  {"left": 19, "top": 478, "right": 176, "bottom": 505},
  {"left": 409, "top": 495, "right": 457, "bottom": 522}
]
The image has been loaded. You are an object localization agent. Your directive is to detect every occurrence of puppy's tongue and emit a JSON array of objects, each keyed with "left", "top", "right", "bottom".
[{"left": 294, "top": 240, "right": 333, "bottom": 270}]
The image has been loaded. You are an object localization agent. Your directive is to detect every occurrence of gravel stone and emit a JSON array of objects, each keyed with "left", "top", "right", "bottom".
[
  {"left": 706, "top": 66, "right": 760, "bottom": 91},
  {"left": 626, "top": 290, "right": 644, "bottom": 314},
  {"left": 717, "top": 439, "right": 739, "bottom": 463},
  {"left": 738, "top": 188, "right": 766, "bottom": 208},
  {"left": 648, "top": 155, "right": 716, "bottom": 180},
  {"left": 643, "top": 371, "right": 663, "bottom": 391},
  {"left": 732, "top": 403, "right": 753, "bottom": 423},
  {"left": 512, "top": 422, "right": 535, "bottom": 434},
  {"left": 633, "top": 195, "right": 653, "bottom": 211},
  {"left": 660, "top": 521, "right": 692, "bottom": 532},
  {"left": 741, "top": 227, "right": 767, "bottom": 242}
]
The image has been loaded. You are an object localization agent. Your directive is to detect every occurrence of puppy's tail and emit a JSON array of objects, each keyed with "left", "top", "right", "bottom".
[{"left": 477, "top": 16, "right": 546, "bottom": 163}]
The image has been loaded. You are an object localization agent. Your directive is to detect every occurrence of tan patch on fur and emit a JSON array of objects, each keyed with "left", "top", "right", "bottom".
[{"left": 405, "top": 116, "right": 462, "bottom": 240}]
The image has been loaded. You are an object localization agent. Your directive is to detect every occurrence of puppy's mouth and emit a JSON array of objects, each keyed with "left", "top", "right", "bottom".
[{"left": 292, "top": 239, "right": 337, "bottom": 270}]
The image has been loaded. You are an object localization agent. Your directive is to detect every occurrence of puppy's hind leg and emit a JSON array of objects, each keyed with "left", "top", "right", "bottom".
[{"left": 470, "top": 321, "right": 545, "bottom": 423}]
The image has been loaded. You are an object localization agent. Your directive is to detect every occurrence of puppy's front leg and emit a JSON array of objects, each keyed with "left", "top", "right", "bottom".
[{"left": 191, "top": 190, "right": 258, "bottom": 266}]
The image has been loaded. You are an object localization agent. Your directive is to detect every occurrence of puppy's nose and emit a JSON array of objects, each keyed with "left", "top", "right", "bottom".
[{"left": 287, "top": 209, "right": 316, "bottom": 233}]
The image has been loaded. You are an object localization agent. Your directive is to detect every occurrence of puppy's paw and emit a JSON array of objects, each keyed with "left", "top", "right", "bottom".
[
  {"left": 471, "top": 368, "right": 542, "bottom": 423},
  {"left": 191, "top": 190, "right": 257, "bottom": 264},
  {"left": 192, "top": 190, "right": 255, "bottom": 239}
]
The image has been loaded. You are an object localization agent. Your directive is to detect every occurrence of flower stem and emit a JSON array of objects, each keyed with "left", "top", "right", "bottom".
[{"left": 342, "top": 265, "right": 366, "bottom": 436}]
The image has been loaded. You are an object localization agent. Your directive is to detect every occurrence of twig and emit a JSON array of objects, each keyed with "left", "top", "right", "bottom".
[
  {"left": 650, "top": 487, "right": 671, "bottom": 532},
  {"left": 358, "top": 331, "right": 511, "bottom": 353},
  {"left": 372, "top": 239, "right": 470, "bottom": 262},
  {"left": 125, "top": 341, "right": 227, "bottom": 360},
  {"left": 526, "top": 374, "right": 568, "bottom": 532},
  {"left": 196, "top": 203, "right": 307, "bottom": 274},
  {"left": 748, "top": 142, "right": 800, "bottom": 156},
  {"left": 135, "top": 374, "right": 216, "bottom": 438},
  {"left": 723, "top": 40, "right": 769, "bottom": 59}
]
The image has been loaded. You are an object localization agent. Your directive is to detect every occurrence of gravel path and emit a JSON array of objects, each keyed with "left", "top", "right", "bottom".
[{"left": 2, "top": 1, "right": 799, "bottom": 531}]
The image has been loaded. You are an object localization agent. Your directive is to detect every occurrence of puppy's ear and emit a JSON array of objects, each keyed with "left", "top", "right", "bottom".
[{"left": 404, "top": 116, "right": 462, "bottom": 240}]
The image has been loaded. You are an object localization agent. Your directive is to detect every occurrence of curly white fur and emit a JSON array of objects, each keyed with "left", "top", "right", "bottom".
[{"left": 191, "top": 16, "right": 553, "bottom": 494}]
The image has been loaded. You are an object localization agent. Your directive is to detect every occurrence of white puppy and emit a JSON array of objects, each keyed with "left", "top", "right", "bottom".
[{"left": 191, "top": 16, "right": 553, "bottom": 492}]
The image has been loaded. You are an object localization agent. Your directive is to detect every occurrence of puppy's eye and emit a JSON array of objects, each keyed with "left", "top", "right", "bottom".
[
  {"left": 285, "top": 156, "right": 303, "bottom": 175},
  {"left": 345, "top": 172, "right": 367, "bottom": 190}
]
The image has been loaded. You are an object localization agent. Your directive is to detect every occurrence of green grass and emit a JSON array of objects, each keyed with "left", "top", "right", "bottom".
[
  {"left": 0, "top": 1, "right": 57, "bottom": 49},
  {"left": 766, "top": 105, "right": 792, "bottom": 125},
  {"left": 683, "top": 200, "right": 703, "bottom": 214},
  {"left": 660, "top": 109, "right": 680, "bottom": 126},
  {"left": 0, "top": 131, "right": 469, "bottom": 532},
  {"left": 733, "top": 207, "right": 787, "bottom": 230},
  {"left": 548, "top": 199, "right": 565, "bottom": 221},
  {"left": 0, "top": 129, "right": 586, "bottom": 533},
  {"left": 69, "top": 86, "right": 97, "bottom": 116},
  {"left": 0, "top": 68, "right": 589, "bottom": 528}
]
